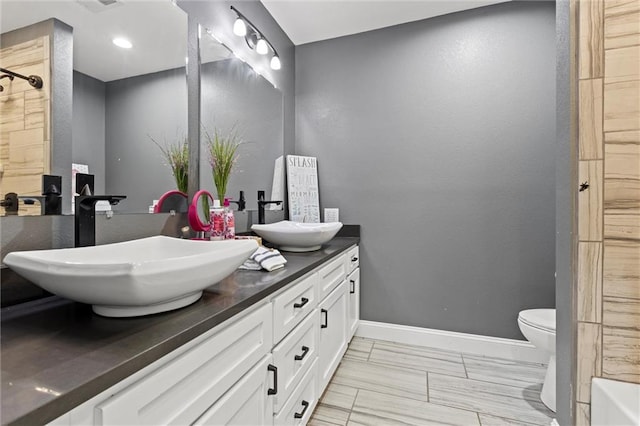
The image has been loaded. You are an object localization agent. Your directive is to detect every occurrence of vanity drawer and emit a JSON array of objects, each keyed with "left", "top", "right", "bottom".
[
  {"left": 95, "top": 303, "right": 272, "bottom": 425},
  {"left": 346, "top": 245, "right": 359, "bottom": 273},
  {"left": 273, "top": 271, "right": 318, "bottom": 344},
  {"left": 274, "top": 359, "right": 318, "bottom": 426},
  {"left": 317, "top": 253, "right": 347, "bottom": 301},
  {"left": 272, "top": 309, "right": 319, "bottom": 414}
]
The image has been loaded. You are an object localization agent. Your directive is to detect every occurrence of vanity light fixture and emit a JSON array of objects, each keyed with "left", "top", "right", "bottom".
[
  {"left": 230, "top": 6, "right": 281, "bottom": 70},
  {"left": 112, "top": 37, "right": 132, "bottom": 49}
]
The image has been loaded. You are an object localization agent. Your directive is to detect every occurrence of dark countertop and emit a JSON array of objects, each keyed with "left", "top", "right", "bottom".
[{"left": 0, "top": 237, "right": 359, "bottom": 425}]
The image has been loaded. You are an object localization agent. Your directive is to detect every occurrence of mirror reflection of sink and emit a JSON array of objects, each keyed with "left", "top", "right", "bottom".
[
  {"left": 3, "top": 236, "right": 258, "bottom": 317},
  {"left": 251, "top": 221, "right": 343, "bottom": 252}
]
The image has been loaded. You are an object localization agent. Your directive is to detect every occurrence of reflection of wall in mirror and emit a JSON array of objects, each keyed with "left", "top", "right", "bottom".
[
  {"left": 0, "top": 36, "right": 51, "bottom": 216},
  {"left": 200, "top": 58, "right": 284, "bottom": 211},
  {"left": 72, "top": 67, "right": 188, "bottom": 213}
]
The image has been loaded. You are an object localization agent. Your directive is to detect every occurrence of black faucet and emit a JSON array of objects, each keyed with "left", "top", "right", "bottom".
[
  {"left": 75, "top": 195, "right": 126, "bottom": 247},
  {"left": 42, "top": 174, "right": 62, "bottom": 215},
  {"left": 229, "top": 190, "right": 246, "bottom": 211},
  {"left": 257, "top": 190, "right": 281, "bottom": 225}
]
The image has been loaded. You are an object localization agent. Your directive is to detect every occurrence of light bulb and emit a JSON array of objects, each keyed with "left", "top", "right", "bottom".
[
  {"left": 233, "top": 18, "right": 247, "bottom": 36},
  {"left": 112, "top": 38, "right": 132, "bottom": 49},
  {"left": 270, "top": 55, "right": 281, "bottom": 70},
  {"left": 256, "top": 38, "right": 269, "bottom": 55}
]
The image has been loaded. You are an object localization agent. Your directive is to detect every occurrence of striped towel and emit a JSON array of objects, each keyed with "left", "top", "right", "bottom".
[{"left": 239, "top": 246, "right": 287, "bottom": 272}]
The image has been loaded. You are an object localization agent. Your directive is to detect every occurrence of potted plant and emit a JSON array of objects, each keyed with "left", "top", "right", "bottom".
[
  {"left": 150, "top": 135, "right": 189, "bottom": 193},
  {"left": 204, "top": 126, "right": 242, "bottom": 202}
]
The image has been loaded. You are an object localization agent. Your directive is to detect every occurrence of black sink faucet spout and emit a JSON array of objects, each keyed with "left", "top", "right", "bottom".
[
  {"left": 257, "top": 190, "right": 281, "bottom": 225},
  {"left": 75, "top": 195, "right": 126, "bottom": 247}
]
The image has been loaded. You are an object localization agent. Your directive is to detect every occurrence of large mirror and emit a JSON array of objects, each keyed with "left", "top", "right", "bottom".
[
  {"left": 0, "top": 0, "right": 187, "bottom": 215},
  {"left": 0, "top": 2, "right": 285, "bottom": 218},
  {"left": 199, "top": 29, "right": 284, "bottom": 212}
]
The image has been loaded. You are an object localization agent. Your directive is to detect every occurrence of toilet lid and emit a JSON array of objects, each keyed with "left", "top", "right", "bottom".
[{"left": 519, "top": 309, "right": 556, "bottom": 333}]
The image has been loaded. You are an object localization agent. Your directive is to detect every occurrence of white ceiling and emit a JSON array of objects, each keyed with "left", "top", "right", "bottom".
[
  {"left": 260, "top": 0, "right": 511, "bottom": 46},
  {"left": 0, "top": 0, "right": 189, "bottom": 82}
]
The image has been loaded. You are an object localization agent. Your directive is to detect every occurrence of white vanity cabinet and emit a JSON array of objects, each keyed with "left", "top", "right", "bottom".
[
  {"left": 346, "top": 245, "right": 360, "bottom": 340},
  {"left": 48, "top": 244, "right": 359, "bottom": 426}
]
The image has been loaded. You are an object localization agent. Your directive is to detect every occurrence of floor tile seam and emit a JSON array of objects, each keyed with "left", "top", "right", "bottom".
[
  {"left": 371, "top": 345, "right": 467, "bottom": 362},
  {"left": 369, "top": 350, "right": 467, "bottom": 367},
  {"left": 425, "top": 398, "right": 546, "bottom": 425},
  {"left": 461, "top": 353, "right": 469, "bottom": 378},
  {"left": 343, "top": 356, "right": 439, "bottom": 377},
  {"left": 461, "top": 352, "right": 547, "bottom": 367},
  {"left": 478, "top": 413, "right": 545, "bottom": 426},
  {"left": 476, "top": 411, "right": 482, "bottom": 425},
  {"left": 428, "top": 371, "right": 545, "bottom": 396},
  {"left": 344, "top": 388, "right": 358, "bottom": 426},
  {"left": 346, "top": 385, "right": 429, "bottom": 405},
  {"left": 430, "top": 385, "right": 546, "bottom": 407},
  {"left": 357, "top": 388, "right": 500, "bottom": 421},
  {"left": 426, "top": 370, "right": 430, "bottom": 402},
  {"left": 362, "top": 356, "right": 468, "bottom": 377},
  {"left": 316, "top": 401, "right": 354, "bottom": 414},
  {"left": 373, "top": 340, "right": 465, "bottom": 355}
]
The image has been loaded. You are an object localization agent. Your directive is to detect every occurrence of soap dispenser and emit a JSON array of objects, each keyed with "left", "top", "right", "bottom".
[
  {"left": 223, "top": 198, "right": 235, "bottom": 240},
  {"left": 210, "top": 199, "right": 225, "bottom": 241}
]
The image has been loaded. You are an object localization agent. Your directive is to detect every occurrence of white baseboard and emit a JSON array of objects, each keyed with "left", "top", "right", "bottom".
[{"left": 355, "top": 320, "right": 549, "bottom": 364}]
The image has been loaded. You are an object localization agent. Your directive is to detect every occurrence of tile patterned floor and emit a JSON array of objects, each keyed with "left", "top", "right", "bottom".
[{"left": 309, "top": 337, "right": 555, "bottom": 426}]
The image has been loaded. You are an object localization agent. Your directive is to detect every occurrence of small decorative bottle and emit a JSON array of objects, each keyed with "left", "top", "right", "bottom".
[
  {"left": 223, "top": 198, "right": 235, "bottom": 240},
  {"left": 210, "top": 199, "right": 225, "bottom": 241}
]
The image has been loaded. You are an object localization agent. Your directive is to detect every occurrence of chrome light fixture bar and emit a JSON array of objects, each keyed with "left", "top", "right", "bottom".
[{"left": 230, "top": 6, "right": 281, "bottom": 70}]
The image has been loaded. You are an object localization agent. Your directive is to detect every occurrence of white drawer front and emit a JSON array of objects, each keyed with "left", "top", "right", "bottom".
[
  {"left": 274, "top": 359, "right": 318, "bottom": 426},
  {"left": 272, "top": 309, "right": 319, "bottom": 414},
  {"left": 346, "top": 245, "right": 359, "bottom": 273},
  {"left": 95, "top": 303, "right": 273, "bottom": 426},
  {"left": 273, "top": 272, "right": 318, "bottom": 344},
  {"left": 317, "top": 254, "right": 347, "bottom": 301},
  {"left": 193, "top": 355, "right": 274, "bottom": 426}
]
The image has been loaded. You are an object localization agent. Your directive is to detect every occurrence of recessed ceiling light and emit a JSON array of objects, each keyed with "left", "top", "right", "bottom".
[{"left": 112, "top": 38, "right": 132, "bottom": 49}]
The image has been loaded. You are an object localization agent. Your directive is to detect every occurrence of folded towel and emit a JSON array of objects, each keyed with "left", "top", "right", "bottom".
[{"left": 239, "top": 246, "right": 287, "bottom": 272}]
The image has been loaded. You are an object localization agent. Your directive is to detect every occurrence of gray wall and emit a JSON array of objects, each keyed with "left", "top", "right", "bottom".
[
  {"left": 72, "top": 71, "right": 106, "bottom": 194},
  {"left": 105, "top": 68, "right": 188, "bottom": 213},
  {"left": 296, "top": 1, "right": 556, "bottom": 339}
]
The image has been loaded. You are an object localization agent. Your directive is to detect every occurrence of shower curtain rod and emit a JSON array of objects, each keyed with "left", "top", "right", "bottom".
[{"left": 0, "top": 67, "right": 44, "bottom": 92}]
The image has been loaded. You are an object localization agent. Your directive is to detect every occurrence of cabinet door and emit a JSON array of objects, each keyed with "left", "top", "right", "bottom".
[
  {"left": 95, "top": 303, "right": 272, "bottom": 425},
  {"left": 193, "top": 355, "right": 274, "bottom": 426},
  {"left": 317, "top": 280, "right": 348, "bottom": 393},
  {"left": 347, "top": 268, "right": 360, "bottom": 340}
]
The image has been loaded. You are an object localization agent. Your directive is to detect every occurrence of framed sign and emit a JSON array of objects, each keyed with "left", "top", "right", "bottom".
[{"left": 286, "top": 155, "right": 319, "bottom": 223}]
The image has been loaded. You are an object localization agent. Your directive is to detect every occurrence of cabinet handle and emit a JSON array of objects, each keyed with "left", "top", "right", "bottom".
[
  {"left": 294, "top": 345, "right": 310, "bottom": 361},
  {"left": 293, "top": 297, "right": 309, "bottom": 309},
  {"left": 321, "top": 308, "right": 328, "bottom": 328},
  {"left": 350, "top": 279, "right": 356, "bottom": 294},
  {"left": 351, "top": 256, "right": 358, "bottom": 262},
  {"left": 267, "top": 364, "right": 278, "bottom": 395},
  {"left": 294, "top": 400, "right": 310, "bottom": 419}
]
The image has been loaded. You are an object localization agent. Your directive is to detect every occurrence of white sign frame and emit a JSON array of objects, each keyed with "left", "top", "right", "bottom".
[{"left": 286, "top": 155, "right": 319, "bottom": 223}]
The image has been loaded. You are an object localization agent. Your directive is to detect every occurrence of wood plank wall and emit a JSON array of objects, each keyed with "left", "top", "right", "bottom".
[
  {"left": 576, "top": 0, "right": 640, "bottom": 423},
  {"left": 0, "top": 36, "right": 51, "bottom": 216}
]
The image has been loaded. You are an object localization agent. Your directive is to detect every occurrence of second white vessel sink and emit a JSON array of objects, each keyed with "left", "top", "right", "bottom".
[
  {"left": 3, "top": 236, "right": 258, "bottom": 317},
  {"left": 251, "top": 220, "right": 343, "bottom": 252}
]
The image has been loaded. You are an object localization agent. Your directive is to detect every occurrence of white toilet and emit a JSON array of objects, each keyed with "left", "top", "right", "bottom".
[{"left": 517, "top": 308, "right": 556, "bottom": 412}]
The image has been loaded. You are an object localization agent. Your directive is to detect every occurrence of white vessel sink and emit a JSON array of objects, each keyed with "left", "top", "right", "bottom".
[
  {"left": 3, "top": 236, "right": 258, "bottom": 317},
  {"left": 251, "top": 220, "right": 343, "bottom": 252}
]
